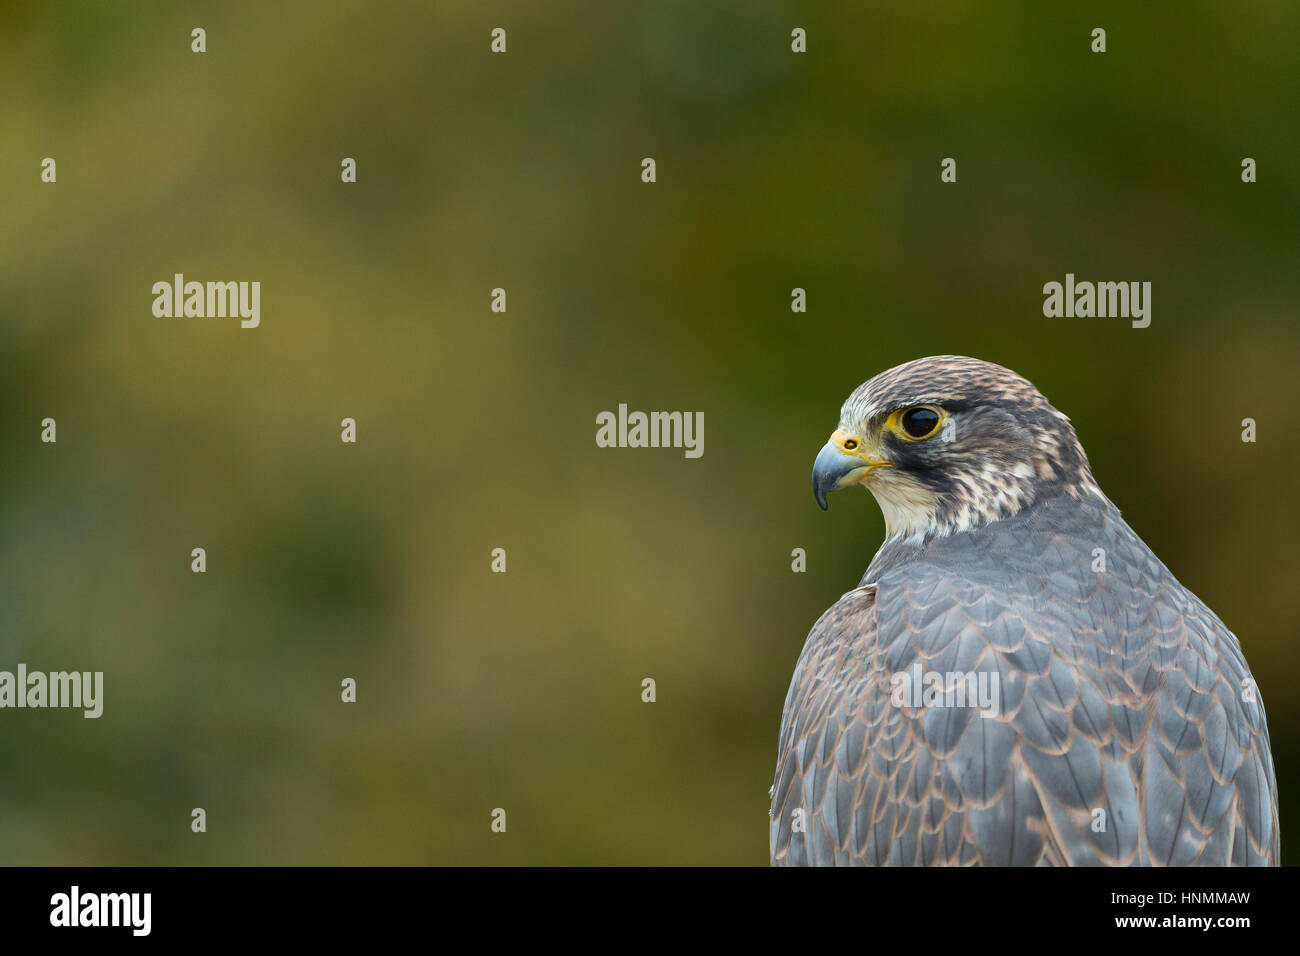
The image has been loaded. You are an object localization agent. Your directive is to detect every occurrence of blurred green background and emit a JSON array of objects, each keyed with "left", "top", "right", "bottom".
[{"left": 1, "top": 1, "right": 1297, "bottom": 864}]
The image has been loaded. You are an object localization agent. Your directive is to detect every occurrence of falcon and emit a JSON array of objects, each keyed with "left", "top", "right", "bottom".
[{"left": 770, "top": 356, "right": 1279, "bottom": 866}]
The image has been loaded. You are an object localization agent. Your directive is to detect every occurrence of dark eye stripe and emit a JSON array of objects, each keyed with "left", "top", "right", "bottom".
[{"left": 901, "top": 407, "right": 940, "bottom": 439}]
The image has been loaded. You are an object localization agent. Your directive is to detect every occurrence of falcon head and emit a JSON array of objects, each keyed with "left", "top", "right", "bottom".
[{"left": 812, "top": 355, "right": 1101, "bottom": 540}]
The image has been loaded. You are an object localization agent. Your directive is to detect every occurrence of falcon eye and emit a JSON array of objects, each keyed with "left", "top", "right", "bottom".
[
  {"left": 842, "top": 438, "right": 859, "bottom": 451},
  {"left": 899, "top": 407, "right": 941, "bottom": 440}
]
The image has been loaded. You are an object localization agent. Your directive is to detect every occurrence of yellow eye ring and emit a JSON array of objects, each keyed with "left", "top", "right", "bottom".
[
  {"left": 842, "top": 438, "right": 859, "bottom": 451},
  {"left": 886, "top": 406, "right": 944, "bottom": 441}
]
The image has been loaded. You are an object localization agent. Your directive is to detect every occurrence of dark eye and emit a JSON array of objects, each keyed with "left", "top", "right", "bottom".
[{"left": 900, "top": 407, "right": 941, "bottom": 439}]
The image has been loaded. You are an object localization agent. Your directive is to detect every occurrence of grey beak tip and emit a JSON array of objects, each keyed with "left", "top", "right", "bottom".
[{"left": 813, "top": 444, "right": 841, "bottom": 511}]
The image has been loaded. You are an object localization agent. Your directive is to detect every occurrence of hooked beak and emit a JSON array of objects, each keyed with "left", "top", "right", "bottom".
[{"left": 812, "top": 440, "right": 889, "bottom": 510}]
